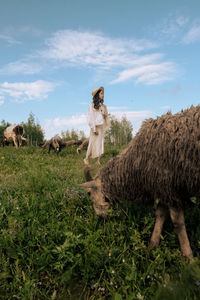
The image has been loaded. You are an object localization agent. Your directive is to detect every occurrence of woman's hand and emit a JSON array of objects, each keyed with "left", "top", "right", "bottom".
[{"left": 103, "top": 113, "right": 107, "bottom": 120}]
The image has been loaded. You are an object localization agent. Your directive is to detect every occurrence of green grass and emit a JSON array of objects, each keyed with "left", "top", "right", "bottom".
[{"left": 0, "top": 145, "right": 200, "bottom": 300}]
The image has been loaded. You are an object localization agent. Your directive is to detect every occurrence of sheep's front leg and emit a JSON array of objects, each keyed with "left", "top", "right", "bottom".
[
  {"left": 13, "top": 136, "right": 18, "bottom": 148},
  {"left": 169, "top": 206, "right": 193, "bottom": 261},
  {"left": 149, "top": 203, "right": 167, "bottom": 249}
]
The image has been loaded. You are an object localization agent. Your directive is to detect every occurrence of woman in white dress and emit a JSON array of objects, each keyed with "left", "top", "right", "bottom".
[{"left": 84, "top": 86, "right": 110, "bottom": 165}]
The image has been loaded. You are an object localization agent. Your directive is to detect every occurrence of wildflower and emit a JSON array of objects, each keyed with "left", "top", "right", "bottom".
[
  {"left": 116, "top": 211, "right": 120, "bottom": 217},
  {"left": 1, "top": 156, "right": 5, "bottom": 160},
  {"left": 90, "top": 283, "right": 97, "bottom": 290},
  {"left": 195, "top": 280, "right": 200, "bottom": 287},
  {"left": 98, "top": 287, "right": 105, "bottom": 293},
  {"left": 111, "top": 270, "right": 115, "bottom": 274},
  {"left": 137, "top": 293, "right": 144, "bottom": 300},
  {"left": 71, "top": 189, "right": 77, "bottom": 194},
  {"left": 109, "top": 252, "right": 111, "bottom": 257},
  {"left": 122, "top": 258, "right": 125, "bottom": 263}
]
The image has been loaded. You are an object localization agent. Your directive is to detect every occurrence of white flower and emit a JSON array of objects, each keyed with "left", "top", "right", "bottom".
[{"left": 137, "top": 293, "right": 144, "bottom": 300}]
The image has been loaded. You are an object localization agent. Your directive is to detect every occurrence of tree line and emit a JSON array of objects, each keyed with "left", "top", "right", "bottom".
[{"left": 0, "top": 113, "right": 133, "bottom": 146}]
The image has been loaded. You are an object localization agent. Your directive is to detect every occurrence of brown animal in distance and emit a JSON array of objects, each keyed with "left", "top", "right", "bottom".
[
  {"left": 3, "top": 124, "right": 26, "bottom": 148},
  {"left": 76, "top": 138, "right": 89, "bottom": 154},
  {"left": 42, "top": 136, "right": 82, "bottom": 153},
  {"left": 80, "top": 105, "right": 200, "bottom": 261},
  {"left": 42, "top": 135, "right": 65, "bottom": 153}
]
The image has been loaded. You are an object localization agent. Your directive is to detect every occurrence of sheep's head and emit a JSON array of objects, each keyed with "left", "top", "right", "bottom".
[
  {"left": 80, "top": 177, "right": 111, "bottom": 218},
  {"left": 52, "top": 138, "right": 60, "bottom": 152}
]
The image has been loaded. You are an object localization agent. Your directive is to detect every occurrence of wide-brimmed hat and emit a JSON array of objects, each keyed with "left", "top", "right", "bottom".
[{"left": 92, "top": 86, "right": 104, "bottom": 97}]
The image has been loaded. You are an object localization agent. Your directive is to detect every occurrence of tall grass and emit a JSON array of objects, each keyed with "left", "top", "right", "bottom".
[{"left": 0, "top": 146, "right": 199, "bottom": 299}]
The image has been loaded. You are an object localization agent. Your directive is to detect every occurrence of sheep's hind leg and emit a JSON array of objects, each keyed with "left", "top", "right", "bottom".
[
  {"left": 169, "top": 206, "right": 193, "bottom": 261},
  {"left": 149, "top": 203, "right": 167, "bottom": 249}
]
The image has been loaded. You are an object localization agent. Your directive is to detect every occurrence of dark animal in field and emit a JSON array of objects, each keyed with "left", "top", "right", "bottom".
[
  {"left": 42, "top": 135, "right": 65, "bottom": 153},
  {"left": 42, "top": 136, "right": 82, "bottom": 153},
  {"left": 2, "top": 124, "right": 26, "bottom": 148},
  {"left": 65, "top": 139, "right": 82, "bottom": 147},
  {"left": 80, "top": 105, "right": 200, "bottom": 261},
  {"left": 76, "top": 138, "right": 89, "bottom": 154}
]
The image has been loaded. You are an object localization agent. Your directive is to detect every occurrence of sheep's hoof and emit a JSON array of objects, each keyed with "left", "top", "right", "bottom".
[{"left": 148, "top": 240, "right": 159, "bottom": 250}]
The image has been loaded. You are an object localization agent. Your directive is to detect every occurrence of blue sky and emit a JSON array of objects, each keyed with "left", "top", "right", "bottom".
[{"left": 0, "top": 0, "right": 200, "bottom": 138}]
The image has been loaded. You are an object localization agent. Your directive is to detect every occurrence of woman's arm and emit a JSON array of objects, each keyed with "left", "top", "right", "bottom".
[
  {"left": 87, "top": 104, "right": 96, "bottom": 132},
  {"left": 102, "top": 104, "right": 110, "bottom": 128}
]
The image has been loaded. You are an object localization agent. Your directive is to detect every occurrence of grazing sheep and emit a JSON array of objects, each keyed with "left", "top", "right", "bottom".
[
  {"left": 42, "top": 135, "right": 65, "bottom": 153},
  {"left": 76, "top": 138, "right": 89, "bottom": 154},
  {"left": 3, "top": 124, "right": 26, "bottom": 148},
  {"left": 65, "top": 139, "right": 82, "bottom": 147},
  {"left": 42, "top": 137, "right": 82, "bottom": 153},
  {"left": 80, "top": 105, "right": 200, "bottom": 261}
]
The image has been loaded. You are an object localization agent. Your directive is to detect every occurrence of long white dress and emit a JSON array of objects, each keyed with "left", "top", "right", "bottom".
[{"left": 85, "top": 103, "right": 110, "bottom": 159}]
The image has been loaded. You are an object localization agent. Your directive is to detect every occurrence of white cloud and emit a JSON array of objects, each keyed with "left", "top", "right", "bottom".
[
  {"left": 0, "top": 61, "right": 43, "bottom": 75},
  {"left": 0, "top": 34, "right": 21, "bottom": 45},
  {"left": 43, "top": 114, "right": 87, "bottom": 139},
  {"left": 38, "top": 29, "right": 177, "bottom": 85},
  {"left": 0, "top": 29, "right": 178, "bottom": 86},
  {"left": 160, "top": 105, "right": 171, "bottom": 111},
  {"left": 19, "top": 26, "right": 43, "bottom": 37},
  {"left": 0, "top": 25, "right": 43, "bottom": 45},
  {"left": 0, "top": 80, "right": 58, "bottom": 102},
  {"left": 110, "top": 110, "right": 152, "bottom": 134},
  {"left": 43, "top": 109, "right": 152, "bottom": 139},
  {"left": 0, "top": 95, "right": 4, "bottom": 106},
  {"left": 108, "top": 106, "right": 128, "bottom": 111},
  {"left": 157, "top": 14, "right": 189, "bottom": 40},
  {"left": 183, "top": 24, "right": 200, "bottom": 44},
  {"left": 111, "top": 62, "right": 177, "bottom": 85},
  {"left": 41, "top": 30, "right": 158, "bottom": 68},
  {"left": 160, "top": 84, "right": 181, "bottom": 96}
]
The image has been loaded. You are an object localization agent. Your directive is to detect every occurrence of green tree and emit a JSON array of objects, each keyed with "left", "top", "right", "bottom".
[
  {"left": 105, "top": 115, "right": 133, "bottom": 146},
  {"left": 22, "top": 113, "right": 44, "bottom": 146},
  {"left": 61, "top": 130, "right": 71, "bottom": 140},
  {"left": 79, "top": 130, "right": 86, "bottom": 140},
  {"left": 61, "top": 129, "right": 86, "bottom": 141}
]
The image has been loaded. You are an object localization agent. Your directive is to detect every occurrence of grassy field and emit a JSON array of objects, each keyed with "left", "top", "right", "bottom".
[{"left": 0, "top": 145, "right": 200, "bottom": 300}]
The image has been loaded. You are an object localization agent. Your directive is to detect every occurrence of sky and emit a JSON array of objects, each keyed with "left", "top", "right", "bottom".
[{"left": 0, "top": 0, "right": 200, "bottom": 139}]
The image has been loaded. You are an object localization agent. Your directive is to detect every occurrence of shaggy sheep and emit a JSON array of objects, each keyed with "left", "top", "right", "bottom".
[
  {"left": 76, "top": 138, "right": 89, "bottom": 154},
  {"left": 65, "top": 139, "right": 82, "bottom": 147},
  {"left": 42, "top": 135, "right": 66, "bottom": 153},
  {"left": 42, "top": 137, "right": 82, "bottom": 153},
  {"left": 80, "top": 105, "right": 200, "bottom": 261},
  {"left": 3, "top": 124, "right": 26, "bottom": 148}
]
